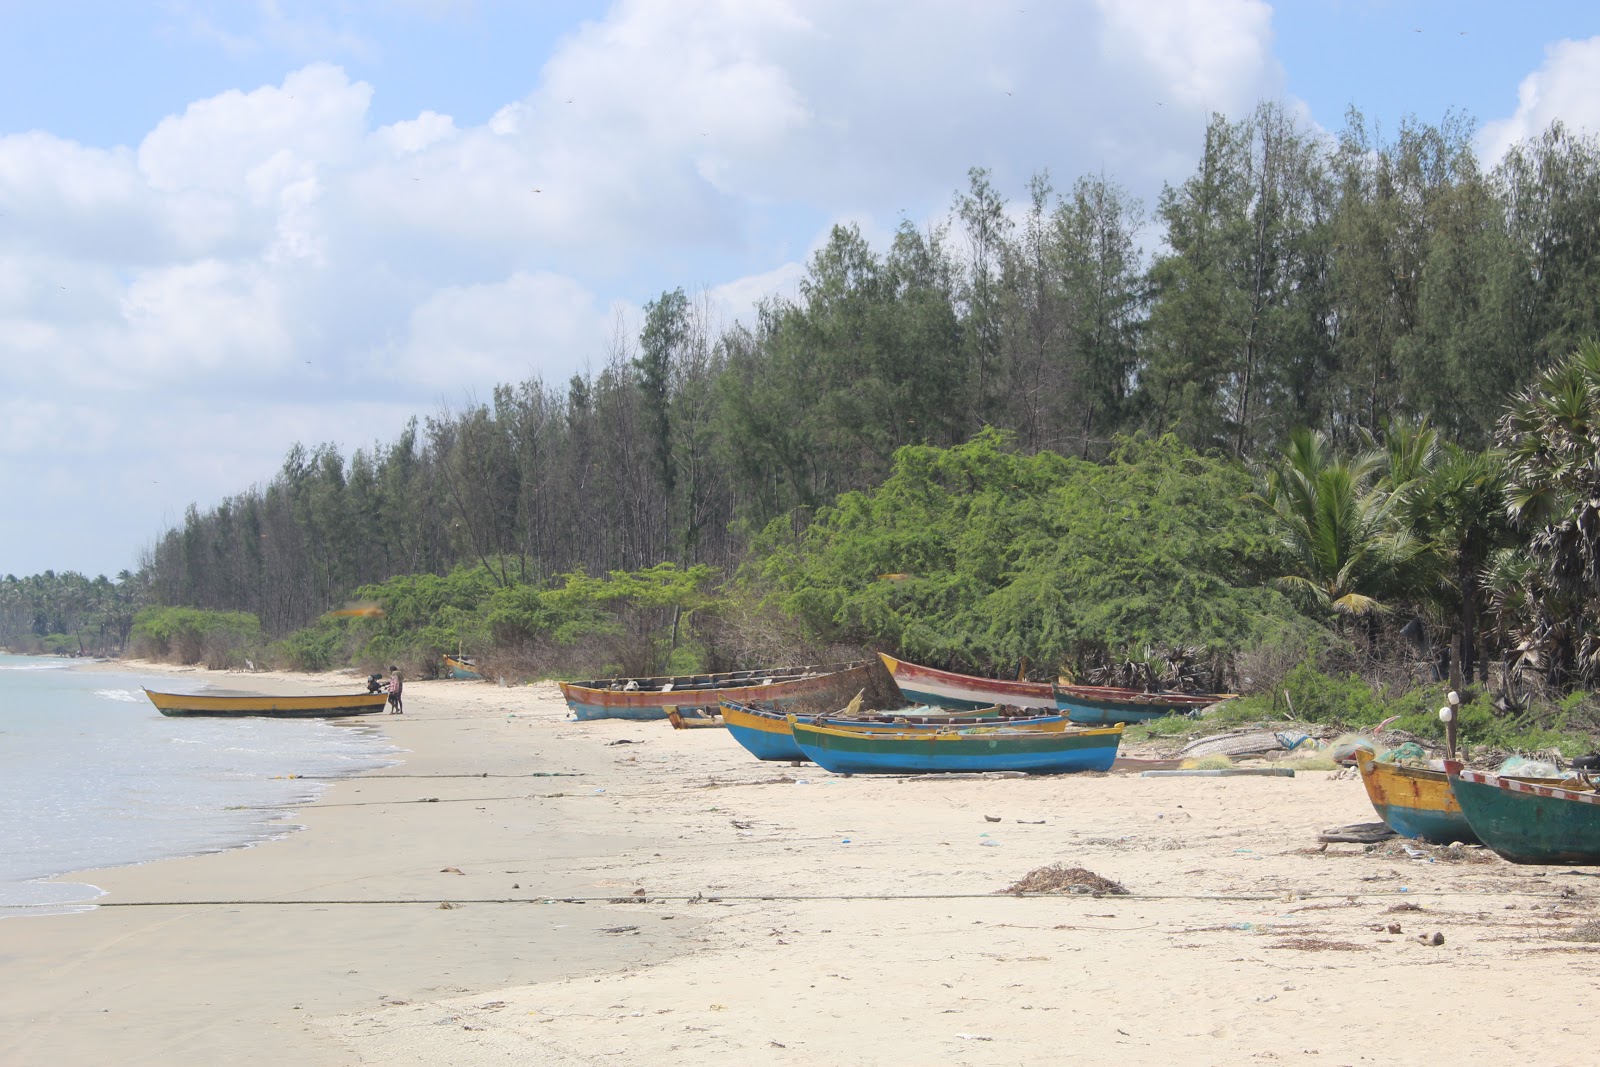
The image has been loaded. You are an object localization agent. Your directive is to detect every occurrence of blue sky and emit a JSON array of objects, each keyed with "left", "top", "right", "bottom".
[{"left": 2, "top": 0, "right": 1598, "bottom": 579}]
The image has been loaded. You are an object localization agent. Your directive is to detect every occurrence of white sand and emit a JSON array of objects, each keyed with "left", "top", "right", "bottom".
[{"left": 5, "top": 660, "right": 1594, "bottom": 1065}]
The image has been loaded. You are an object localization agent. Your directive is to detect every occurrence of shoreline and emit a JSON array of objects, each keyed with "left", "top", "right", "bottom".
[
  {"left": 6, "top": 659, "right": 1600, "bottom": 1064},
  {"left": 3, "top": 659, "right": 712, "bottom": 1066}
]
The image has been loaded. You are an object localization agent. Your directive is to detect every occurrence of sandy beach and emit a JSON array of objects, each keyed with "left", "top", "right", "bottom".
[{"left": 5, "top": 662, "right": 1598, "bottom": 1066}]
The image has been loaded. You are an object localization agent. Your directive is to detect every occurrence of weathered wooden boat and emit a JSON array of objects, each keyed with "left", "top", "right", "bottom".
[
  {"left": 1448, "top": 766, "right": 1600, "bottom": 865},
  {"left": 1355, "top": 753, "right": 1478, "bottom": 844},
  {"left": 789, "top": 717, "right": 1123, "bottom": 775},
  {"left": 1052, "top": 682, "right": 1227, "bottom": 725},
  {"left": 443, "top": 654, "right": 482, "bottom": 680},
  {"left": 143, "top": 688, "right": 389, "bottom": 718},
  {"left": 876, "top": 653, "right": 1056, "bottom": 711},
  {"left": 720, "top": 700, "right": 1065, "bottom": 762},
  {"left": 559, "top": 660, "right": 898, "bottom": 721}
]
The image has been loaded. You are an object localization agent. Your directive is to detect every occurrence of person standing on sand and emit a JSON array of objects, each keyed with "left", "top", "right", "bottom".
[{"left": 387, "top": 666, "right": 404, "bottom": 714}]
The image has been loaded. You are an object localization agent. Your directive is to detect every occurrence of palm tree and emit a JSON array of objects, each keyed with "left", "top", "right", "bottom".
[
  {"left": 1256, "top": 427, "right": 1417, "bottom": 617},
  {"left": 1498, "top": 339, "right": 1600, "bottom": 687}
]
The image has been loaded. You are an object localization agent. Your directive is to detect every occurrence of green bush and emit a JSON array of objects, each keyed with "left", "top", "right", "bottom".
[{"left": 131, "top": 607, "right": 261, "bottom": 666}]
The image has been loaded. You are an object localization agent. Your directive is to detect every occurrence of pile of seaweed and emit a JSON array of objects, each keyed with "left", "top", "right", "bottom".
[{"left": 1002, "top": 864, "right": 1128, "bottom": 896}]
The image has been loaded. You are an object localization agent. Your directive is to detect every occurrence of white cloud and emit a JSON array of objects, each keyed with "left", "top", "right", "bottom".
[
  {"left": 0, "top": 1, "right": 1292, "bottom": 573},
  {"left": 1480, "top": 37, "right": 1600, "bottom": 164},
  {"left": 387, "top": 271, "right": 628, "bottom": 391}
]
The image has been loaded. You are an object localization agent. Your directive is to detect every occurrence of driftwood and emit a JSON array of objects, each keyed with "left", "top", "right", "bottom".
[{"left": 1318, "top": 822, "right": 1398, "bottom": 844}]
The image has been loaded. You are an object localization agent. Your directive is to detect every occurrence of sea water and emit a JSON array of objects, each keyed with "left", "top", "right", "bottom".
[{"left": 0, "top": 653, "right": 398, "bottom": 916}]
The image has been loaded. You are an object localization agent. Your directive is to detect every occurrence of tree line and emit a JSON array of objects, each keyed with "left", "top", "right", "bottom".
[{"left": 9, "top": 103, "right": 1600, "bottom": 704}]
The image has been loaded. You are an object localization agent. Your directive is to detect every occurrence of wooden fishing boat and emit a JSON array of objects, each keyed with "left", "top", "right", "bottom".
[
  {"left": 443, "top": 654, "right": 482, "bottom": 680},
  {"left": 876, "top": 653, "right": 1056, "bottom": 711},
  {"left": 143, "top": 688, "right": 389, "bottom": 718},
  {"left": 720, "top": 700, "right": 1065, "bottom": 762},
  {"left": 559, "top": 660, "right": 898, "bottom": 721},
  {"left": 1448, "top": 766, "right": 1600, "bottom": 865},
  {"left": 789, "top": 717, "right": 1123, "bottom": 775},
  {"left": 1355, "top": 753, "right": 1478, "bottom": 844},
  {"left": 1052, "top": 682, "right": 1227, "bottom": 725}
]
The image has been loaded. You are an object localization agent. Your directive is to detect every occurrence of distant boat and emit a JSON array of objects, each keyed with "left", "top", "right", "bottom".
[
  {"left": 559, "top": 660, "right": 896, "bottom": 722},
  {"left": 444, "top": 654, "right": 482, "bottom": 680},
  {"left": 720, "top": 699, "right": 1065, "bottom": 762},
  {"left": 1448, "top": 766, "right": 1600, "bottom": 865},
  {"left": 143, "top": 688, "right": 389, "bottom": 718},
  {"left": 1052, "top": 682, "right": 1227, "bottom": 725},
  {"left": 790, "top": 717, "right": 1123, "bottom": 775},
  {"left": 876, "top": 653, "right": 1056, "bottom": 711},
  {"left": 1356, "top": 753, "right": 1478, "bottom": 844}
]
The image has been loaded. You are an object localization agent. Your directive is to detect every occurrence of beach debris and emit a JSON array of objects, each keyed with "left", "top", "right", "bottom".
[
  {"left": 731, "top": 819, "right": 754, "bottom": 829},
  {"left": 608, "top": 739, "right": 641, "bottom": 746},
  {"left": 1417, "top": 931, "right": 1445, "bottom": 946},
  {"left": 956, "top": 1033, "right": 994, "bottom": 1041},
  {"left": 437, "top": 902, "right": 459, "bottom": 909},
  {"left": 1318, "top": 822, "right": 1397, "bottom": 844},
  {"left": 1002, "top": 864, "right": 1128, "bottom": 897},
  {"left": 984, "top": 814, "right": 1002, "bottom": 823},
  {"left": 1016, "top": 819, "right": 1046, "bottom": 824},
  {"left": 440, "top": 866, "right": 465, "bottom": 875},
  {"left": 602, "top": 925, "right": 639, "bottom": 934},
  {"left": 1176, "top": 729, "right": 1305, "bottom": 760},
  {"left": 608, "top": 888, "right": 652, "bottom": 903},
  {"left": 418, "top": 797, "right": 440, "bottom": 803}
]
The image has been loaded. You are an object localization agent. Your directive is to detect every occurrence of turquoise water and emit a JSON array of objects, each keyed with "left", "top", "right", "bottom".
[{"left": 0, "top": 654, "right": 398, "bottom": 916}]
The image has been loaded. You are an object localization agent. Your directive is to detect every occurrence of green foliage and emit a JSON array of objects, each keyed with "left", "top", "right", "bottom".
[
  {"left": 131, "top": 606, "right": 262, "bottom": 666},
  {"left": 749, "top": 429, "right": 1296, "bottom": 679},
  {"left": 272, "top": 621, "right": 347, "bottom": 673},
  {"left": 1224, "top": 659, "right": 1596, "bottom": 754}
]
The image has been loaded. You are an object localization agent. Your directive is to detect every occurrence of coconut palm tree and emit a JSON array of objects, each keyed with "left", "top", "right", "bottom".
[{"left": 1256, "top": 426, "right": 1419, "bottom": 617}]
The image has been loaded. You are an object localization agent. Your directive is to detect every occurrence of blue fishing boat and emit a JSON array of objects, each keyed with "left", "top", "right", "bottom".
[
  {"left": 1355, "top": 753, "right": 1477, "bottom": 844},
  {"left": 720, "top": 700, "right": 1065, "bottom": 763},
  {"left": 789, "top": 717, "right": 1123, "bottom": 775}
]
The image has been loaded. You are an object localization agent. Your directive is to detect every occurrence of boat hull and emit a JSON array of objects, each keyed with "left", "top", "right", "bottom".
[
  {"left": 560, "top": 660, "right": 896, "bottom": 721},
  {"left": 143, "top": 688, "right": 389, "bottom": 718},
  {"left": 1450, "top": 769, "right": 1600, "bottom": 865},
  {"left": 1356, "top": 756, "right": 1477, "bottom": 844},
  {"left": 720, "top": 700, "right": 1066, "bottom": 763},
  {"left": 444, "top": 655, "right": 482, "bottom": 680},
  {"left": 1053, "top": 684, "right": 1223, "bottom": 725},
  {"left": 791, "top": 719, "right": 1122, "bottom": 775},
  {"left": 876, "top": 653, "right": 1056, "bottom": 711}
]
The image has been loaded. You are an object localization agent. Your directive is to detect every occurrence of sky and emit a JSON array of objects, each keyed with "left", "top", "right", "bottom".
[{"left": 2, "top": 0, "right": 1598, "bottom": 579}]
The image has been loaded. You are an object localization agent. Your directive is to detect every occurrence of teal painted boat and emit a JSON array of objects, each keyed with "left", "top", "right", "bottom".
[
  {"left": 1052, "top": 682, "right": 1227, "bottom": 725},
  {"left": 444, "top": 654, "right": 483, "bottom": 680},
  {"left": 1449, "top": 767, "right": 1600, "bottom": 865},
  {"left": 790, "top": 718, "right": 1122, "bottom": 775}
]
